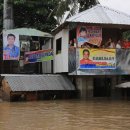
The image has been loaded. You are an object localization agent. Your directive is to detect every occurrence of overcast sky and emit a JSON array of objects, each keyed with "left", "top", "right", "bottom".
[{"left": 98, "top": 0, "right": 130, "bottom": 15}]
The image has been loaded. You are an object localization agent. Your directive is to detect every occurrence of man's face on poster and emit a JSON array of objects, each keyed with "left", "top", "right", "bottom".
[
  {"left": 83, "top": 51, "right": 89, "bottom": 59},
  {"left": 80, "top": 31, "right": 87, "bottom": 38},
  {"left": 7, "top": 36, "right": 15, "bottom": 46}
]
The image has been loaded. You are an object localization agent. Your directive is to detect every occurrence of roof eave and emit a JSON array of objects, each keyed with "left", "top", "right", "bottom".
[
  {"left": 51, "top": 22, "right": 69, "bottom": 35},
  {"left": 52, "top": 20, "right": 130, "bottom": 35}
]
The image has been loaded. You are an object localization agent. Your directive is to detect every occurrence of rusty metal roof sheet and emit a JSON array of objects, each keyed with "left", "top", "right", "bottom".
[
  {"left": 3, "top": 75, "right": 75, "bottom": 91},
  {"left": 66, "top": 4, "right": 130, "bottom": 25}
]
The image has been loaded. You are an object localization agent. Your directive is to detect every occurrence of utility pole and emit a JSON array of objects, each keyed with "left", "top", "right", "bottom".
[
  {"left": 3, "top": 0, "right": 14, "bottom": 29},
  {"left": 3, "top": 0, "right": 14, "bottom": 74}
]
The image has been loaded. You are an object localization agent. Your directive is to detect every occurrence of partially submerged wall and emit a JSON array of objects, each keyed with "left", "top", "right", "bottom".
[{"left": 2, "top": 79, "right": 11, "bottom": 101}]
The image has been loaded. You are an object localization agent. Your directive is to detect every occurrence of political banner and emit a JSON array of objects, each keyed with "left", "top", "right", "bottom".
[
  {"left": 77, "top": 25, "right": 102, "bottom": 47},
  {"left": 24, "top": 49, "right": 53, "bottom": 64},
  {"left": 79, "top": 48, "right": 116, "bottom": 69},
  {"left": 69, "top": 48, "right": 130, "bottom": 75},
  {"left": 3, "top": 31, "right": 20, "bottom": 60}
]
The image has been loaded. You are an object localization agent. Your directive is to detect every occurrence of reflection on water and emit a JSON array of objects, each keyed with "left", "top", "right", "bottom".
[{"left": 0, "top": 99, "right": 130, "bottom": 130}]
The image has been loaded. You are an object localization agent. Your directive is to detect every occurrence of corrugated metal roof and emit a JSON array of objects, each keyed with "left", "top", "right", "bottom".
[
  {"left": 4, "top": 28, "right": 53, "bottom": 37},
  {"left": 66, "top": 4, "right": 130, "bottom": 25},
  {"left": 3, "top": 75, "right": 75, "bottom": 91}
]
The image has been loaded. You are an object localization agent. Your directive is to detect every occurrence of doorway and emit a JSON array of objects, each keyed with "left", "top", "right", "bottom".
[{"left": 93, "top": 78, "right": 111, "bottom": 97}]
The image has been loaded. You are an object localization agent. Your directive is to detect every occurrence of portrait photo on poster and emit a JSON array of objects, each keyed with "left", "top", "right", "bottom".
[
  {"left": 77, "top": 25, "right": 102, "bottom": 48},
  {"left": 79, "top": 48, "right": 116, "bottom": 69},
  {"left": 3, "top": 31, "right": 20, "bottom": 60},
  {"left": 77, "top": 26, "right": 89, "bottom": 47}
]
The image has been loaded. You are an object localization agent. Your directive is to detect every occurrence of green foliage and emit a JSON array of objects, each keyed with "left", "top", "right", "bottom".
[
  {"left": 13, "top": 0, "right": 26, "bottom": 5},
  {"left": 0, "top": 0, "right": 58, "bottom": 32},
  {"left": 13, "top": 0, "right": 57, "bottom": 32},
  {"left": 79, "top": 0, "right": 97, "bottom": 11},
  {"left": 0, "top": 0, "right": 97, "bottom": 32},
  {"left": 123, "top": 31, "right": 130, "bottom": 41},
  {"left": 50, "top": 0, "right": 97, "bottom": 24}
]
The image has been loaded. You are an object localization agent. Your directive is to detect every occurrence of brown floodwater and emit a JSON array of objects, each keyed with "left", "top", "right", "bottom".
[{"left": 0, "top": 99, "right": 130, "bottom": 130}]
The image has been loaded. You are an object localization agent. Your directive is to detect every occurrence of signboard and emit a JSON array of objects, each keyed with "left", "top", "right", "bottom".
[
  {"left": 69, "top": 48, "right": 130, "bottom": 75},
  {"left": 77, "top": 25, "right": 102, "bottom": 47},
  {"left": 3, "top": 31, "right": 20, "bottom": 60},
  {"left": 79, "top": 48, "right": 116, "bottom": 69},
  {"left": 24, "top": 49, "right": 53, "bottom": 63}
]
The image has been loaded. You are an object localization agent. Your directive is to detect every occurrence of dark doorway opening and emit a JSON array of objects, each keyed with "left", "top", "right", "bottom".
[
  {"left": 69, "top": 28, "right": 76, "bottom": 47},
  {"left": 93, "top": 78, "right": 111, "bottom": 97}
]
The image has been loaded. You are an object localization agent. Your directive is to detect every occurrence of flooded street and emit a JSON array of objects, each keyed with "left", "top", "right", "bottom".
[{"left": 0, "top": 100, "right": 130, "bottom": 130}]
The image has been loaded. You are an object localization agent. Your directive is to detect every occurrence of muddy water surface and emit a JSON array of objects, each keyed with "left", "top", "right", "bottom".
[{"left": 0, "top": 100, "right": 130, "bottom": 130}]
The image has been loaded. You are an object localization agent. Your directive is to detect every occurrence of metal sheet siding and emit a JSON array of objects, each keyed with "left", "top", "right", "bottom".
[
  {"left": 4, "top": 75, "right": 75, "bottom": 91},
  {"left": 66, "top": 4, "right": 130, "bottom": 25}
]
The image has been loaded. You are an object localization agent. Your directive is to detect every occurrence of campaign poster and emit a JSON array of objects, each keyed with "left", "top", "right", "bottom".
[
  {"left": 24, "top": 49, "right": 53, "bottom": 64},
  {"left": 79, "top": 48, "right": 116, "bottom": 69},
  {"left": 3, "top": 31, "right": 20, "bottom": 60},
  {"left": 77, "top": 25, "right": 102, "bottom": 47}
]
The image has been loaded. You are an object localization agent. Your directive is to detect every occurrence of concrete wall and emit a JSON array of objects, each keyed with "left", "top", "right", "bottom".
[
  {"left": 42, "top": 39, "right": 52, "bottom": 73},
  {"left": 76, "top": 77, "right": 93, "bottom": 99},
  {"left": 111, "top": 76, "right": 122, "bottom": 99},
  {"left": 76, "top": 76, "right": 120, "bottom": 99},
  {"left": 53, "top": 29, "right": 69, "bottom": 73}
]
